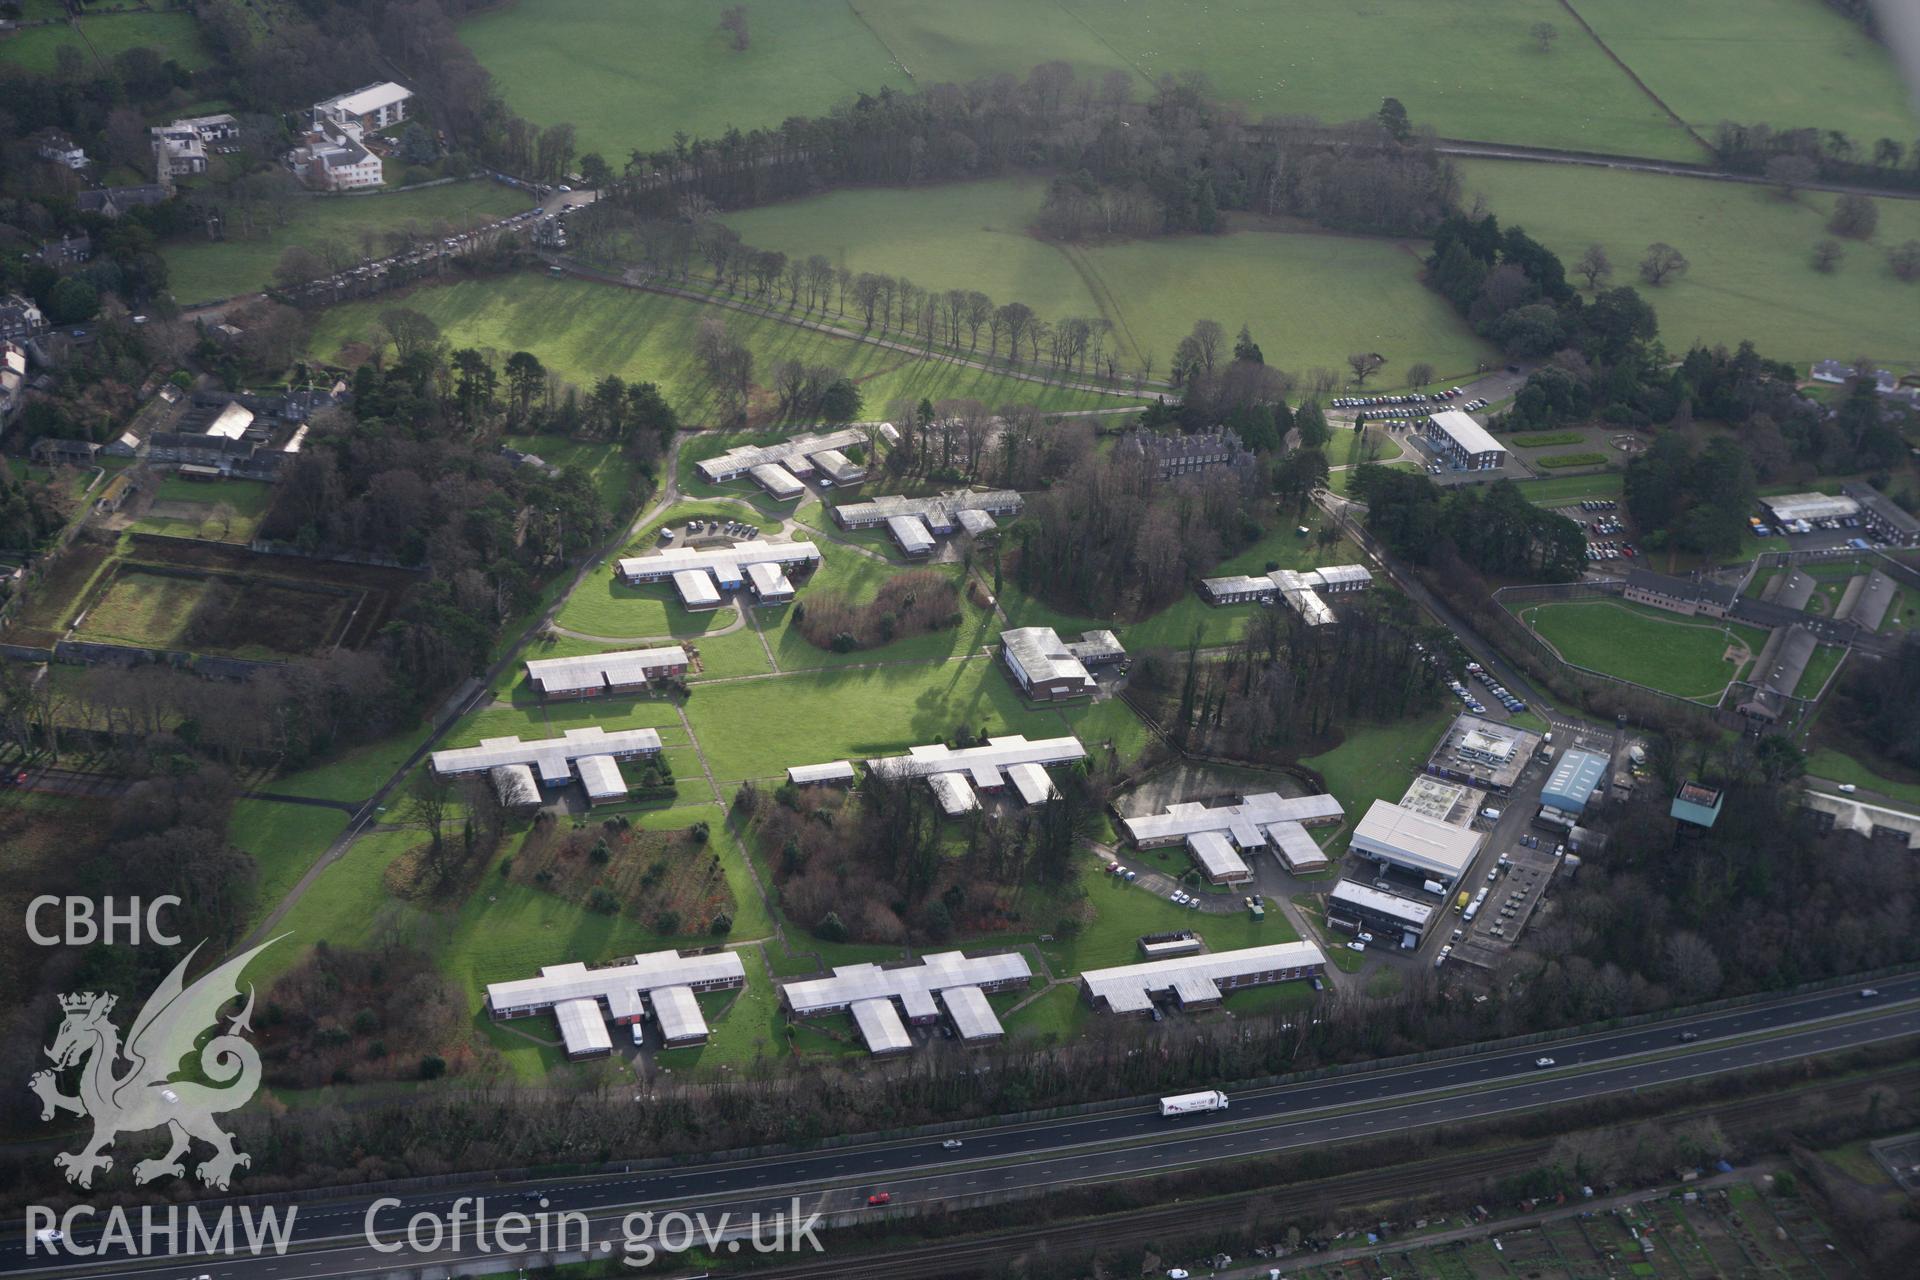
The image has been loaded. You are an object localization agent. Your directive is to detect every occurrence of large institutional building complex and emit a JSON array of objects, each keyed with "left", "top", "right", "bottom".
[
  {"left": 1199, "top": 564, "right": 1372, "bottom": 625},
  {"left": 780, "top": 951, "right": 1031, "bottom": 1054},
  {"left": 615, "top": 540, "right": 821, "bottom": 610},
  {"left": 1123, "top": 792, "right": 1344, "bottom": 880},
  {"left": 864, "top": 734, "right": 1087, "bottom": 816},
  {"left": 485, "top": 950, "right": 747, "bottom": 1058},
  {"left": 1079, "top": 941, "right": 1326, "bottom": 1015},
  {"left": 1000, "top": 626, "right": 1125, "bottom": 701}
]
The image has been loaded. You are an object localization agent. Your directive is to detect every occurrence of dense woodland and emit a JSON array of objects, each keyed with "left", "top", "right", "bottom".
[{"left": 1350, "top": 468, "right": 1588, "bottom": 582}]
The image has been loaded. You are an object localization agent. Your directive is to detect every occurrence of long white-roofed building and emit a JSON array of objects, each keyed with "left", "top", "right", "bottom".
[
  {"left": 886, "top": 514, "right": 937, "bottom": 558},
  {"left": 749, "top": 463, "right": 805, "bottom": 503},
  {"left": 431, "top": 727, "right": 662, "bottom": 808},
  {"left": 1349, "top": 799, "right": 1484, "bottom": 887},
  {"left": 525, "top": 647, "right": 689, "bottom": 699},
  {"left": 1080, "top": 941, "right": 1325, "bottom": 1016},
  {"left": 866, "top": 734, "right": 1086, "bottom": 814},
  {"left": 1423, "top": 409, "right": 1507, "bottom": 471},
  {"left": 787, "top": 760, "right": 856, "bottom": 786},
  {"left": 832, "top": 489, "right": 1024, "bottom": 533},
  {"left": 695, "top": 428, "right": 870, "bottom": 487},
  {"left": 1123, "top": 792, "right": 1343, "bottom": 874},
  {"left": 615, "top": 540, "right": 821, "bottom": 610},
  {"left": 780, "top": 951, "right": 1030, "bottom": 1053},
  {"left": 1199, "top": 564, "right": 1373, "bottom": 626},
  {"left": 485, "top": 949, "right": 746, "bottom": 1057}
]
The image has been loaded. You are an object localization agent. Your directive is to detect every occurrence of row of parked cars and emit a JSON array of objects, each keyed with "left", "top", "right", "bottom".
[
  {"left": 665, "top": 517, "right": 758, "bottom": 544},
  {"left": 285, "top": 206, "right": 549, "bottom": 300},
  {"left": 1586, "top": 540, "right": 1637, "bottom": 562},
  {"left": 1333, "top": 388, "right": 1466, "bottom": 408},
  {"left": 1577, "top": 499, "right": 1618, "bottom": 512},
  {"left": 1466, "top": 662, "right": 1528, "bottom": 714}
]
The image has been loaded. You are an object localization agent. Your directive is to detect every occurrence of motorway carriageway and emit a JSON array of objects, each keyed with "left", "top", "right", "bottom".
[{"left": 10, "top": 976, "right": 1920, "bottom": 1280}]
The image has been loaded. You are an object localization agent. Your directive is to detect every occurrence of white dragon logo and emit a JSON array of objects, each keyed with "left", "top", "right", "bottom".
[{"left": 30, "top": 938, "right": 279, "bottom": 1190}]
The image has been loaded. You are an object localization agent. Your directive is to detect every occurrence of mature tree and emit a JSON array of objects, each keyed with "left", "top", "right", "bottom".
[
  {"left": 1638, "top": 243, "right": 1689, "bottom": 286},
  {"left": 719, "top": 5, "right": 750, "bottom": 50},
  {"left": 1233, "top": 325, "right": 1263, "bottom": 365},
  {"left": 1573, "top": 243, "right": 1612, "bottom": 290},
  {"left": 504, "top": 351, "right": 545, "bottom": 420},
  {"left": 1529, "top": 21, "right": 1559, "bottom": 51},
  {"left": 1871, "top": 137, "right": 1906, "bottom": 169},
  {"left": 1189, "top": 319, "right": 1225, "bottom": 373},
  {"left": 1403, "top": 361, "right": 1436, "bottom": 390},
  {"left": 1827, "top": 193, "right": 1879, "bottom": 239},
  {"left": 577, "top": 152, "right": 613, "bottom": 189},
  {"left": 1346, "top": 351, "right": 1385, "bottom": 385},
  {"left": 397, "top": 122, "right": 438, "bottom": 167},
  {"left": 402, "top": 770, "right": 457, "bottom": 879},
  {"left": 273, "top": 245, "right": 327, "bottom": 290},
  {"left": 48, "top": 277, "right": 98, "bottom": 325},
  {"left": 380, "top": 307, "right": 441, "bottom": 361},
  {"left": 1888, "top": 240, "right": 1920, "bottom": 282},
  {"left": 1811, "top": 239, "right": 1844, "bottom": 273},
  {"left": 1294, "top": 400, "right": 1332, "bottom": 449},
  {"left": 1764, "top": 153, "right": 1818, "bottom": 199},
  {"left": 1376, "top": 97, "right": 1412, "bottom": 143}
]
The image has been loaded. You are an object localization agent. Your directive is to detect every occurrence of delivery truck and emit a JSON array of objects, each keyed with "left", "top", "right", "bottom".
[{"left": 1160, "top": 1090, "right": 1230, "bottom": 1117}]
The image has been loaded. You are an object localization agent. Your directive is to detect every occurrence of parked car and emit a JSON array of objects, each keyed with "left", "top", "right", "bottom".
[{"left": 1837, "top": 783, "right": 1858, "bottom": 793}]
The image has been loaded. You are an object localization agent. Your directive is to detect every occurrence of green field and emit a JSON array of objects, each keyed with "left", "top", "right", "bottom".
[
  {"left": 227, "top": 799, "right": 348, "bottom": 931},
  {"left": 1456, "top": 160, "right": 1920, "bottom": 372},
  {"left": 0, "top": 12, "right": 210, "bottom": 74},
  {"left": 459, "top": 0, "right": 1695, "bottom": 160},
  {"left": 162, "top": 182, "right": 528, "bottom": 302},
  {"left": 305, "top": 276, "right": 1131, "bottom": 425},
  {"left": 1534, "top": 452, "right": 1610, "bottom": 470},
  {"left": 1511, "top": 471, "right": 1627, "bottom": 507},
  {"left": 1514, "top": 598, "right": 1771, "bottom": 700},
  {"left": 129, "top": 476, "right": 276, "bottom": 543},
  {"left": 76, "top": 568, "right": 205, "bottom": 648},
  {"left": 1575, "top": 0, "right": 1914, "bottom": 149},
  {"left": 721, "top": 178, "right": 1494, "bottom": 380}
]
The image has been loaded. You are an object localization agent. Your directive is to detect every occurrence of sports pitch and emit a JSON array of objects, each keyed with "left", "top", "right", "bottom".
[{"left": 1514, "top": 598, "right": 1772, "bottom": 701}]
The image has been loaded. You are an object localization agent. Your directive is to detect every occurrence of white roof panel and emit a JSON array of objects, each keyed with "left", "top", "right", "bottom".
[
  {"left": 575, "top": 753, "right": 626, "bottom": 801},
  {"left": 887, "top": 514, "right": 937, "bottom": 554},
  {"left": 618, "top": 540, "right": 820, "bottom": 582},
  {"left": 927, "top": 771, "right": 979, "bottom": 815},
  {"left": 1187, "top": 830, "right": 1251, "bottom": 881},
  {"left": 851, "top": 998, "right": 912, "bottom": 1053},
  {"left": 787, "top": 760, "right": 856, "bottom": 784},
  {"left": 748, "top": 463, "right": 804, "bottom": 500},
  {"left": 695, "top": 429, "right": 868, "bottom": 482},
  {"left": 553, "top": 998, "right": 612, "bottom": 1056},
  {"left": 941, "top": 984, "right": 1002, "bottom": 1040},
  {"left": 1266, "top": 820, "right": 1329, "bottom": 871},
  {"left": 673, "top": 569, "right": 722, "bottom": 607},
  {"left": 1081, "top": 942, "right": 1326, "bottom": 1012},
  {"left": 1006, "top": 761, "right": 1058, "bottom": 805},
  {"left": 526, "top": 647, "right": 687, "bottom": 695},
  {"left": 1351, "top": 800, "right": 1483, "bottom": 879},
  {"left": 487, "top": 950, "right": 745, "bottom": 1019},
  {"left": 1428, "top": 409, "right": 1506, "bottom": 457},
  {"left": 1125, "top": 792, "right": 1343, "bottom": 845},
  {"left": 650, "top": 984, "right": 708, "bottom": 1042},
  {"left": 835, "top": 489, "right": 1022, "bottom": 526}
]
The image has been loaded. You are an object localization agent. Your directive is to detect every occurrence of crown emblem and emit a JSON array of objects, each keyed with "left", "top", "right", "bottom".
[{"left": 58, "top": 992, "right": 113, "bottom": 1016}]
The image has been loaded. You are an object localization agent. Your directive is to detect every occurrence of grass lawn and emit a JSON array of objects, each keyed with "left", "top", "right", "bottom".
[
  {"left": 1574, "top": 0, "right": 1913, "bottom": 152},
  {"left": 162, "top": 182, "right": 528, "bottom": 302},
  {"left": 1513, "top": 598, "right": 1769, "bottom": 700},
  {"left": 654, "top": 949, "right": 786, "bottom": 1072},
  {"left": 461, "top": 0, "right": 1692, "bottom": 160},
  {"left": 241, "top": 827, "right": 427, "bottom": 986},
  {"left": 684, "top": 655, "right": 1057, "bottom": 782},
  {"left": 555, "top": 573, "right": 741, "bottom": 643},
  {"left": 1793, "top": 644, "right": 1846, "bottom": 700},
  {"left": 1511, "top": 471, "right": 1626, "bottom": 507},
  {"left": 1299, "top": 708, "right": 1455, "bottom": 854},
  {"left": 228, "top": 799, "right": 349, "bottom": 931},
  {"left": 305, "top": 276, "right": 1129, "bottom": 426},
  {"left": 75, "top": 568, "right": 206, "bottom": 648},
  {"left": 510, "top": 435, "right": 646, "bottom": 512},
  {"left": 1509, "top": 431, "right": 1586, "bottom": 448},
  {"left": 129, "top": 476, "right": 276, "bottom": 543},
  {"left": 0, "top": 12, "right": 210, "bottom": 74},
  {"left": 270, "top": 727, "right": 433, "bottom": 804},
  {"left": 1804, "top": 745, "right": 1920, "bottom": 807},
  {"left": 1534, "top": 452, "right": 1609, "bottom": 470},
  {"left": 1455, "top": 160, "right": 1920, "bottom": 373},
  {"left": 723, "top": 179, "right": 1494, "bottom": 382}
]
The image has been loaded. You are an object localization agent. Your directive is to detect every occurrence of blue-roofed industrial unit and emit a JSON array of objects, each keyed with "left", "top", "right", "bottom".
[{"left": 1542, "top": 748, "right": 1610, "bottom": 817}]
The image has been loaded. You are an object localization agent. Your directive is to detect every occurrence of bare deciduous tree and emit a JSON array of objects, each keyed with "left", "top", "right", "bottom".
[
  {"left": 1574, "top": 243, "right": 1612, "bottom": 290},
  {"left": 1638, "top": 242, "right": 1689, "bottom": 286}
]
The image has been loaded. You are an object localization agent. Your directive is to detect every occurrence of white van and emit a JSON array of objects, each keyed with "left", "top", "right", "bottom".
[{"left": 1480, "top": 806, "right": 1502, "bottom": 821}]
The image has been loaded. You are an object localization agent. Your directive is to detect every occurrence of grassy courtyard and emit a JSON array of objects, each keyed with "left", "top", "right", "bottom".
[
  {"left": 0, "top": 11, "right": 211, "bottom": 74},
  {"left": 1513, "top": 598, "right": 1771, "bottom": 701},
  {"left": 721, "top": 178, "right": 1494, "bottom": 380},
  {"left": 305, "top": 276, "right": 1133, "bottom": 425}
]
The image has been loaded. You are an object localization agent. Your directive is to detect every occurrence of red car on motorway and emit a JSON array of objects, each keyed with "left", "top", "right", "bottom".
[{"left": 866, "top": 1192, "right": 891, "bottom": 1207}]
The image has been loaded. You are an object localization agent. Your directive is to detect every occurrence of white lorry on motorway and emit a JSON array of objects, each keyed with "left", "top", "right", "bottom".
[{"left": 1160, "top": 1090, "right": 1230, "bottom": 1117}]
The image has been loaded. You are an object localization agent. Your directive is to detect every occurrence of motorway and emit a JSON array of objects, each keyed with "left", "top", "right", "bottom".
[{"left": 8, "top": 977, "right": 1918, "bottom": 1280}]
